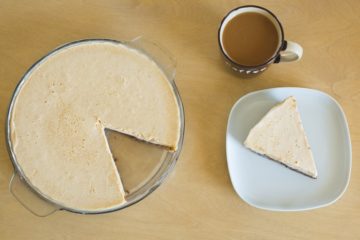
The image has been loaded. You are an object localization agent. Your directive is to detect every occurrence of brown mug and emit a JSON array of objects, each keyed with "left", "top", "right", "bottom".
[{"left": 218, "top": 5, "right": 303, "bottom": 75}]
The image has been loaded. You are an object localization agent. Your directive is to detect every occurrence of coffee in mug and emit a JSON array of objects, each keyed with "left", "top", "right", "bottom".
[{"left": 218, "top": 5, "right": 303, "bottom": 75}]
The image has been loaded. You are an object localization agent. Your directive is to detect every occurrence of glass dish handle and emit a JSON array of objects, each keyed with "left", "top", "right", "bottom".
[
  {"left": 126, "top": 36, "right": 176, "bottom": 81},
  {"left": 9, "top": 172, "right": 59, "bottom": 217}
]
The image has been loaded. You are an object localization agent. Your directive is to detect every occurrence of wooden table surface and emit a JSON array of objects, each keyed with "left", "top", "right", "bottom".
[{"left": 1, "top": 0, "right": 360, "bottom": 239}]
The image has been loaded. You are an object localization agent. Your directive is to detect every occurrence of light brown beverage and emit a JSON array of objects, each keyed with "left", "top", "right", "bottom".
[{"left": 222, "top": 12, "right": 279, "bottom": 66}]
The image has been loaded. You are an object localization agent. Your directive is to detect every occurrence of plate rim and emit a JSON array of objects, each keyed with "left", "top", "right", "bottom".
[{"left": 225, "top": 87, "right": 352, "bottom": 211}]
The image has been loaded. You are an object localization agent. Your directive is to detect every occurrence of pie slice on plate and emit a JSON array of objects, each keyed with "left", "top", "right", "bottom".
[{"left": 244, "top": 96, "right": 318, "bottom": 178}]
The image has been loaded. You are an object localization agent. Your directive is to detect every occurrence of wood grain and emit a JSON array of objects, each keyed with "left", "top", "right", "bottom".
[{"left": 1, "top": 0, "right": 360, "bottom": 239}]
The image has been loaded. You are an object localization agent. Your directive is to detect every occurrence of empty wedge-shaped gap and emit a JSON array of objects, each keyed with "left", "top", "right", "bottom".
[{"left": 105, "top": 129, "right": 169, "bottom": 194}]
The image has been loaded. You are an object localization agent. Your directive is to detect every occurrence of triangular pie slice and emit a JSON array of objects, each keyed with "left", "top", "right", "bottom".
[{"left": 244, "top": 96, "right": 318, "bottom": 178}]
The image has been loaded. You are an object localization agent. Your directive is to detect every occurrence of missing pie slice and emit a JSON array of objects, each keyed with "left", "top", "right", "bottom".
[{"left": 244, "top": 96, "right": 318, "bottom": 178}]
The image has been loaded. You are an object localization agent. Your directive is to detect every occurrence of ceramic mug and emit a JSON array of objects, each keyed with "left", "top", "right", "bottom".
[{"left": 218, "top": 5, "right": 303, "bottom": 75}]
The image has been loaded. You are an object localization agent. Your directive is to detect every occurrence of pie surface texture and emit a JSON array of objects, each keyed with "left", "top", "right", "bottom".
[
  {"left": 10, "top": 41, "right": 180, "bottom": 211},
  {"left": 244, "top": 96, "right": 318, "bottom": 178}
]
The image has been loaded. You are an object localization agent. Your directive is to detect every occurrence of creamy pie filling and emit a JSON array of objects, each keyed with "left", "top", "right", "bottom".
[
  {"left": 244, "top": 97, "right": 317, "bottom": 178},
  {"left": 10, "top": 41, "right": 180, "bottom": 211}
]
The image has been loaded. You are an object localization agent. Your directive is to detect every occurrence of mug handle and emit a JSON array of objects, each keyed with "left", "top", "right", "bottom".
[{"left": 276, "top": 40, "right": 303, "bottom": 63}]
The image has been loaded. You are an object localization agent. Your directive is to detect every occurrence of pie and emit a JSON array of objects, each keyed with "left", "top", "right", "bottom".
[
  {"left": 10, "top": 41, "right": 181, "bottom": 211},
  {"left": 244, "top": 96, "right": 318, "bottom": 178}
]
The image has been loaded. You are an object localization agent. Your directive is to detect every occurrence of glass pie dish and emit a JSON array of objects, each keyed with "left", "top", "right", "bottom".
[{"left": 5, "top": 37, "right": 185, "bottom": 216}]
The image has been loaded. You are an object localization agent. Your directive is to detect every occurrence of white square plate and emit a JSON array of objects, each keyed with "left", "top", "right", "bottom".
[{"left": 226, "top": 87, "right": 351, "bottom": 211}]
